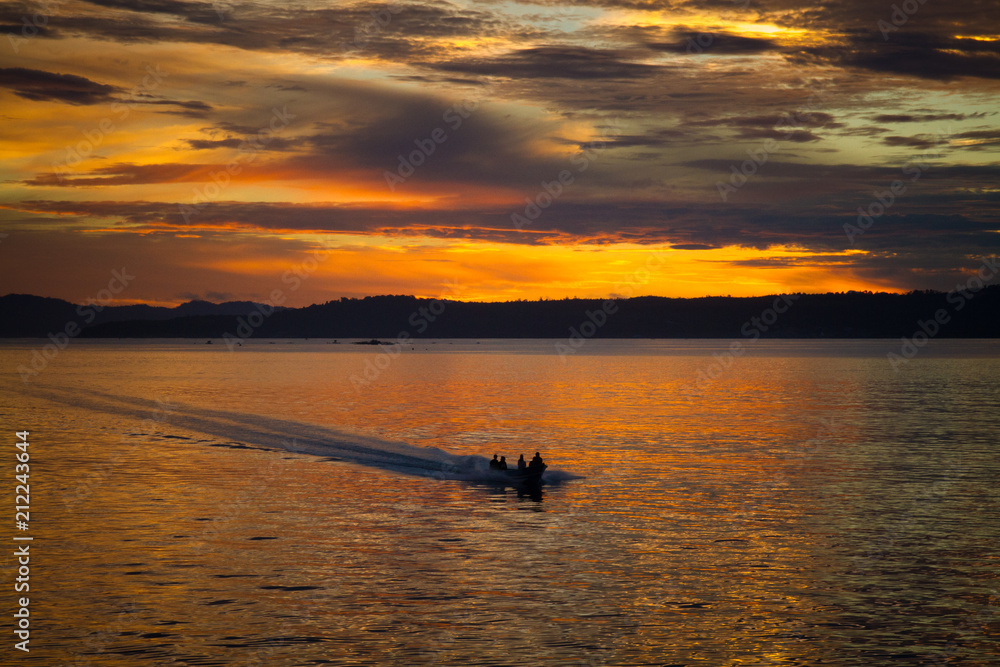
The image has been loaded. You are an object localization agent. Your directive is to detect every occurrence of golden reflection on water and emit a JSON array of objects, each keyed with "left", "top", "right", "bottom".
[{"left": 2, "top": 340, "right": 998, "bottom": 664}]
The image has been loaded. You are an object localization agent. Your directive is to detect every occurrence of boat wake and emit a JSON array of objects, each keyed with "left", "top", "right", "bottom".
[{"left": 29, "top": 385, "right": 576, "bottom": 484}]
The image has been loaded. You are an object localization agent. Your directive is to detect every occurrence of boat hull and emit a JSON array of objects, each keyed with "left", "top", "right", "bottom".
[{"left": 501, "top": 465, "right": 546, "bottom": 484}]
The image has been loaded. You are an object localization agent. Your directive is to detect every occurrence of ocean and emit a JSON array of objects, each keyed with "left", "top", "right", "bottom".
[{"left": 1, "top": 338, "right": 998, "bottom": 665}]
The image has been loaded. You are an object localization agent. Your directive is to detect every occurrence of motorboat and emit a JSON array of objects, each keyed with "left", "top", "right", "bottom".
[{"left": 501, "top": 463, "right": 546, "bottom": 484}]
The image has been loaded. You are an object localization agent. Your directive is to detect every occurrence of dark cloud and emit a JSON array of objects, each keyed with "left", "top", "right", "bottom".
[
  {"left": 671, "top": 243, "right": 717, "bottom": 250},
  {"left": 134, "top": 97, "right": 213, "bottom": 117},
  {"left": 428, "top": 46, "right": 661, "bottom": 80},
  {"left": 882, "top": 135, "right": 948, "bottom": 149},
  {"left": 187, "top": 138, "right": 245, "bottom": 150},
  {"left": 0, "top": 66, "right": 210, "bottom": 116},
  {"left": 953, "top": 129, "right": 1000, "bottom": 150},
  {"left": 803, "top": 32, "right": 1000, "bottom": 81},
  {"left": 186, "top": 134, "right": 297, "bottom": 151},
  {"left": 0, "top": 22, "right": 57, "bottom": 39},
  {"left": 275, "top": 83, "right": 582, "bottom": 189},
  {"left": 872, "top": 113, "right": 981, "bottom": 123},
  {"left": 14, "top": 197, "right": 999, "bottom": 255},
  {"left": 81, "top": 0, "right": 212, "bottom": 15},
  {"left": 12, "top": 0, "right": 1000, "bottom": 88},
  {"left": 648, "top": 30, "right": 780, "bottom": 55},
  {"left": 739, "top": 127, "right": 822, "bottom": 142},
  {"left": 586, "top": 129, "right": 687, "bottom": 148},
  {"left": 682, "top": 159, "right": 1000, "bottom": 185},
  {"left": 0, "top": 67, "right": 118, "bottom": 104},
  {"left": 24, "top": 163, "right": 223, "bottom": 187},
  {"left": 33, "top": 0, "right": 513, "bottom": 64},
  {"left": 682, "top": 111, "right": 842, "bottom": 142}
]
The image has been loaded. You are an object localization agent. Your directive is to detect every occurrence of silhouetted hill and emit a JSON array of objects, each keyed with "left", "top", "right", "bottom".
[
  {"left": 4, "top": 288, "right": 999, "bottom": 339},
  {"left": 0, "top": 294, "right": 80, "bottom": 337},
  {"left": 0, "top": 294, "right": 287, "bottom": 337}
]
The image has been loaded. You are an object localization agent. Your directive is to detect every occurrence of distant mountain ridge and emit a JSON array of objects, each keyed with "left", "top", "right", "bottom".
[
  {"left": 2, "top": 288, "right": 999, "bottom": 339},
  {"left": 0, "top": 293, "right": 288, "bottom": 337}
]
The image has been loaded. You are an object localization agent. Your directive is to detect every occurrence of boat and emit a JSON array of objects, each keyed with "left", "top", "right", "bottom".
[{"left": 501, "top": 464, "right": 546, "bottom": 485}]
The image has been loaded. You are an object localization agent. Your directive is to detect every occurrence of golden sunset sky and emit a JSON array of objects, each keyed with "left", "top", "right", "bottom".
[{"left": 1, "top": 0, "right": 999, "bottom": 305}]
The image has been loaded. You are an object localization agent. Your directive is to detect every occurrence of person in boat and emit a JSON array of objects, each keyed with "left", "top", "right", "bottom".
[
  {"left": 498, "top": 456, "right": 508, "bottom": 470},
  {"left": 529, "top": 451, "right": 545, "bottom": 469},
  {"left": 489, "top": 454, "right": 500, "bottom": 470},
  {"left": 517, "top": 454, "right": 526, "bottom": 470}
]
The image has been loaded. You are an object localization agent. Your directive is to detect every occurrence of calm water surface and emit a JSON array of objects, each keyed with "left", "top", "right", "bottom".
[{"left": 1, "top": 339, "right": 998, "bottom": 665}]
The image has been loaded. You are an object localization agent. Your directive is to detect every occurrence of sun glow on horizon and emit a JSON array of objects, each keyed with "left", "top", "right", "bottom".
[{"left": 188, "top": 237, "right": 888, "bottom": 305}]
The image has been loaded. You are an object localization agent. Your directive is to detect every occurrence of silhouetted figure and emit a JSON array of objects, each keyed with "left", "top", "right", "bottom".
[
  {"left": 499, "top": 456, "right": 508, "bottom": 470},
  {"left": 529, "top": 451, "right": 545, "bottom": 469},
  {"left": 490, "top": 454, "right": 500, "bottom": 470},
  {"left": 517, "top": 454, "right": 526, "bottom": 469}
]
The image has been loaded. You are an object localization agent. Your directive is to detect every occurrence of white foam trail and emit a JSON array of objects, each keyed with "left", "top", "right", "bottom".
[{"left": 29, "top": 385, "right": 573, "bottom": 483}]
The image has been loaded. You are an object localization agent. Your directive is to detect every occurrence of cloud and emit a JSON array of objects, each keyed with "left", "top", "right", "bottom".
[
  {"left": 670, "top": 243, "right": 717, "bottom": 250},
  {"left": 186, "top": 133, "right": 297, "bottom": 151},
  {"left": 0, "top": 67, "right": 118, "bottom": 104},
  {"left": 648, "top": 30, "right": 780, "bottom": 55},
  {"left": 805, "top": 32, "right": 1000, "bottom": 81},
  {"left": 276, "top": 82, "right": 582, "bottom": 189},
  {"left": 585, "top": 128, "right": 687, "bottom": 148},
  {"left": 428, "top": 46, "right": 662, "bottom": 80},
  {"left": 872, "top": 113, "right": 981, "bottom": 123},
  {"left": 12, "top": 195, "right": 999, "bottom": 255},
  {"left": 882, "top": 135, "right": 949, "bottom": 149},
  {"left": 0, "top": 65, "right": 211, "bottom": 118},
  {"left": 24, "top": 163, "right": 226, "bottom": 187},
  {"left": 952, "top": 129, "right": 1000, "bottom": 150},
  {"left": 186, "top": 138, "right": 244, "bottom": 150},
  {"left": 681, "top": 111, "right": 842, "bottom": 142},
  {"left": 82, "top": 0, "right": 214, "bottom": 16},
  {"left": 133, "top": 96, "right": 213, "bottom": 117},
  {"left": 23, "top": 0, "right": 512, "bottom": 64}
]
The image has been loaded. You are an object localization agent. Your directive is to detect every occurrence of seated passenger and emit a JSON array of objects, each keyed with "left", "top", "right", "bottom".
[
  {"left": 529, "top": 451, "right": 545, "bottom": 468},
  {"left": 517, "top": 454, "right": 526, "bottom": 469},
  {"left": 499, "top": 456, "right": 508, "bottom": 470}
]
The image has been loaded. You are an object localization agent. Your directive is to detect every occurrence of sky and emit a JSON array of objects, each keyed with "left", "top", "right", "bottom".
[{"left": 1, "top": 0, "right": 998, "bottom": 306}]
